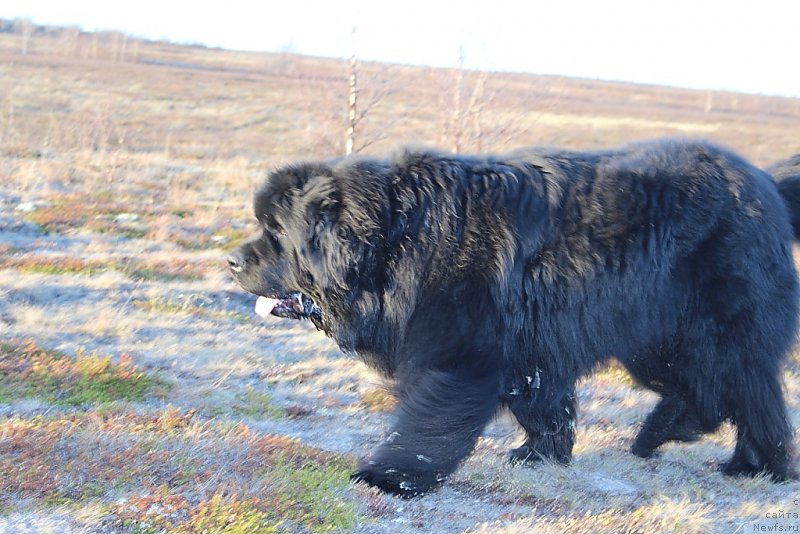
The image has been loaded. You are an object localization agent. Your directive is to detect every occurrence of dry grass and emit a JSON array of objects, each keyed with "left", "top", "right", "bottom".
[
  {"left": 0, "top": 253, "right": 216, "bottom": 281},
  {"left": 360, "top": 387, "right": 397, "bottom": 413},
  {"left": 1, "top": 21, "right": 800, "bottom": 533}
]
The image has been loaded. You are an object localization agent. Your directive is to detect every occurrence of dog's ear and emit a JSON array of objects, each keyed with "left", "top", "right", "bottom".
[
  {"left": 301, "top": 177, "right": 342, "bottom": 237},
  {"left": 258, "top": 162, "right": 334, "bottom": 219}
]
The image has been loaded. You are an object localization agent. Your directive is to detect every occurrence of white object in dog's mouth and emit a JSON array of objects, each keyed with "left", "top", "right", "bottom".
[
  {"left": 255, "top": 296, "right": 280, "bottom": 317},
  {"left": 255, "top": 293, "right": 307, "bottom": 318}
]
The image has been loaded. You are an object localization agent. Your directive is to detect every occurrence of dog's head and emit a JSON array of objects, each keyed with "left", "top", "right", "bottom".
[{"left": 229, "top": 160, "right": 390, "bottom": 330}]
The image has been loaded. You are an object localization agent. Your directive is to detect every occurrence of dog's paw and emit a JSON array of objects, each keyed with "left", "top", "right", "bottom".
[
  {"left": 508, "top": 444, "right": 539, "bottom": 465},
  {"left": 630, "top": 441, "right": 659, "bottom": 459},
  {"left": 350, "top": 465, "right": 441, "bottom": 498},
  {"left": 508, "top": 439, "right": 573, "bottom": 466}
]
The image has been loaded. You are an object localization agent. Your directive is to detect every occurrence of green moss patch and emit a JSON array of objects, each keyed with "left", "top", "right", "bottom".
[{"left": 0, "top": 340, "right": 170, "bottom": 406}]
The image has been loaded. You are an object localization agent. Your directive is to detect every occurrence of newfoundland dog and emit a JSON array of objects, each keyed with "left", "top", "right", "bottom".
[{"left": 230, "top": 139, "right": 799, "bottom": 496}]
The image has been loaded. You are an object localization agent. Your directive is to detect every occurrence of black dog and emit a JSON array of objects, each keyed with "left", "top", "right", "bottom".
[
  {"left": 230, "top": 139, "right": 799, "bottom": 496},
  {"left": 769, "top": 154, "right": 800, "bottom": 235}
]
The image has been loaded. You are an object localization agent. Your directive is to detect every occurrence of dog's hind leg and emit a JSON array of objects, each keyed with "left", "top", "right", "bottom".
[
  {"left": 622, "top": 344, "right": 707, "bottom": 457},
  {"left": 723, "top": 371, "right": 797, "bottom": 481},
  {"left": 631, "top": 394, "right": 703, "bottom": 458}
]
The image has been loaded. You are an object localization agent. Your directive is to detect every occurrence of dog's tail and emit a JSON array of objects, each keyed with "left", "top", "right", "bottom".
[{"left": 769, "top": 154, "right": 800, "bottom": 237}]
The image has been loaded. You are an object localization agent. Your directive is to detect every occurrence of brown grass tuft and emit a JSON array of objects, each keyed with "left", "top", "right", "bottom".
[{"left": 360, "top": 387, "right": 397, "bottom": 413}]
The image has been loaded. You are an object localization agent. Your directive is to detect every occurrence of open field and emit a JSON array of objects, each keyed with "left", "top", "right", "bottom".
[{"left": 1, "top": 23, "right": 800, "bottom": 533}]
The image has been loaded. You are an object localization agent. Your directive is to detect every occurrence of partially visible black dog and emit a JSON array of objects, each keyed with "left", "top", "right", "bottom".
[
  {"left": 230, "top": 139, "right": 799, "bottom": 496},
  {"left": 770, "top": 154, "right": 800, "bottom": 235}
]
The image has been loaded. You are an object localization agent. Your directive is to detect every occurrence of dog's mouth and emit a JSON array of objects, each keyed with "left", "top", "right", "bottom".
[{"left": 255, "top": 293, "right": 321, "bottom": 321}]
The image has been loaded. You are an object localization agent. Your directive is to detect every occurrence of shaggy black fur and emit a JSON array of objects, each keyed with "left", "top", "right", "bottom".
[{"left": 230, "top": 139, "right": 799, "bottom": 496}]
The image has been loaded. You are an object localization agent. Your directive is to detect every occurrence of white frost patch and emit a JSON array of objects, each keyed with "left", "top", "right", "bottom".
[
  {"left": 587, "top": 472, "right": 639, "bottom": 495},
  {"left": 0, "top": 511, "right": 84, "bottom": 533}
]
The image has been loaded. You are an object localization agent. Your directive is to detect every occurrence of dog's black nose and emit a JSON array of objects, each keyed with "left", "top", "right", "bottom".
[{"left": 227, "top": 251, "right": 246, "bottom": 273}]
